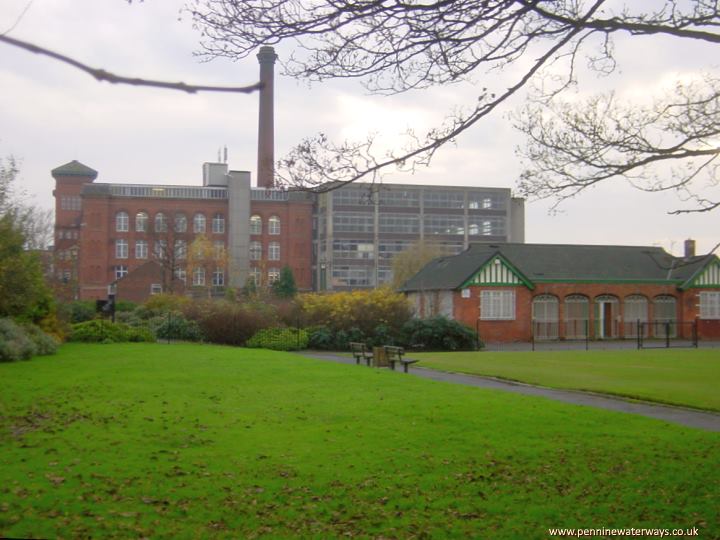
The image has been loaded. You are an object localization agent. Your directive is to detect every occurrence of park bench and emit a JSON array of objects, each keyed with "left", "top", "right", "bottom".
[
  {"left": 349, "top": 342, "right": 373, "bottom": 366},
  {"left": 384, "top": 345, "right": 419, "bottom": 373}
]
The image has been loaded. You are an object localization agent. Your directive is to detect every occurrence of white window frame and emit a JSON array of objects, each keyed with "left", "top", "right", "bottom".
[
  {"left": 268, "top": 241, "right": 280, "bottom": 261},
  {"left": 115, "top": 239, "right": 128, "bottom": 259},
  {"left": 135, "top": 211, "right": 148, "bottom": 232},
  {"left": 250, "top": 241, "right": 262, "bottom": 261},
  {"left": 116, "top": 211, "right": 129, "bottom": 232},
  {"left": 212, "top": 268, "right": 225, "bottom": 287},
  {"left": 193, "top": 213, "right": 206, "bottom": 233},
  {"left": 114, "top": 265, "right": 128, "bottom": 279},
  {"left": 699, "top": 291, "right": 720, "bottom": 319},
  {"left": 174, "top": 213, "right": 188, "bottom": 233},
  {"left": 250, "top": 215, "right": 262, "bottom": 235},
  {"left": 135, "top": 240, "right": 148, "bottom": 259},
  {"left": 268, "top": 267, "right": 280, "bottom": 283},
  {"left": 212, "top": 213, "right": 225, "bottom": 234},
  {"left": 268, "top": 215, "right": 281, "bottom": 235},
  {"left": 480, "top": 290, "right": 516, "bottom": 320},
  {"left": 154, "top": 212, "right": 168, "bottom": 233},
  {"left": 193, "top": 267, "right": 206, "bottom": 286},
  {"left": 150, "top": 283, "right": 163, "bottom": 295}
]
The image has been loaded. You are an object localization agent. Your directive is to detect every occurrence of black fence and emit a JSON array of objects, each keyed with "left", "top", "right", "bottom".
[{"left": 637, "top": 321, "right": 698, "bottom": 349}]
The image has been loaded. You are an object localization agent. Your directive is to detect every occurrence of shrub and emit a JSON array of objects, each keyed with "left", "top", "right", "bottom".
[
  {"left": 401, "top": 316, "right": 479, "bottom": 351},
  {"left": 307, "top": 326, "right": 335, "bottom": 350},
  {"left": 154, "top": 312, "right": 204, "bottom": 342},
  {"left": 22, "top": 323, "right": 59, "bottom": 355},
  {"left": 247, "top": 327, "right": 309, "bottom": 351},
  {"left": 144, "top": 294, "right": 191, "bottom": 315},
  {"left": 300, "top": 288, "right": 413, "bottom": 337},
  {"left": 184, "top": 300, "right": 278, "bottom": 346},
  {"left": 68, "top": 320, "right": 155, "bottom": 344},
  {"left": 68, "top": 301, "right": 96, "bottom": 323},
  {"left": 0, "top": 318, "right": 36, "bottom": 361}
]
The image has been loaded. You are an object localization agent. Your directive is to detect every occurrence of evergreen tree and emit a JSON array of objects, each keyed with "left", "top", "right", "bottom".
[{"left": 272, "top": 265, "right": 297, "bottom": 298}]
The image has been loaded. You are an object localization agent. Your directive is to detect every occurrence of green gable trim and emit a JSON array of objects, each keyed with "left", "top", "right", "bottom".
[
  {"left": 685, "top": 259, "right": 720, "bottom": 289},
  {"left": 532, "top": 278, "right": 683, "bottom": 285},
  {"left": 460, "top": 254, "right": 535, "bottom": 290}
]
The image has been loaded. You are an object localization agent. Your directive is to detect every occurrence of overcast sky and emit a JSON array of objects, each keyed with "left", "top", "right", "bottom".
[{"left": 1, "top": 0, "right": 717, "bottom": 255}]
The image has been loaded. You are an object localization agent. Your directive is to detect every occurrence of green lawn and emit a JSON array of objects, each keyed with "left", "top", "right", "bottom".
[
  {"left": 0, "top": 343, "right": 718, "bottom": 539},
  {"left": 412, "top": 349, "right": 720, "bottom": 410}
]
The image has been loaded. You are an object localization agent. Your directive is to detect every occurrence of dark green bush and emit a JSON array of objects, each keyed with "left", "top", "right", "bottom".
[
  {"left": 68, "top": 301, "right": 96, "bottom": 323},
  {"left": 401, "top": 316, "right": 479, "bottom": 351},
  {"left": 247, "top": 327, "right": 309, "bottom": 351},
  {"left": 68, "top": 320, "right": 155, "bottom": 343},
  {"left": 307, "top": 326, "right": 335, "bottom": 350},
  {"left": 154, "top": 312, "right": 204, "bottom": 342},
  {"left": 0, "top": 318, "right": 36, "bottom": 361}
]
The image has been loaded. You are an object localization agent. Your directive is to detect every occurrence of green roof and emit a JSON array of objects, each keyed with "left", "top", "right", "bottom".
[
  {"left": 401, "top": 243, "right": 718, "bottom": 292},
  {"left": 51, "top": 160, "right": 98, "bottom": 179}
]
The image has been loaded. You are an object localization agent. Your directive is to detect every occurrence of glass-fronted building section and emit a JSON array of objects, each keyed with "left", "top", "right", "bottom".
[{"left": 314, "top": 183, "right": 524, "bottom": 290}]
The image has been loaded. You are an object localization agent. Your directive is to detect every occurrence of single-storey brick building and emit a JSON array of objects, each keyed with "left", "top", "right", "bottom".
[{"left": 401, "top": 241, "right": 720, "bottom": 342}]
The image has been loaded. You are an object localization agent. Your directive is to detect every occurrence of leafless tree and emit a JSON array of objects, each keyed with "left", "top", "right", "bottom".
[{"left": 188, "top": 0, "right": 720, "bottom": 210}]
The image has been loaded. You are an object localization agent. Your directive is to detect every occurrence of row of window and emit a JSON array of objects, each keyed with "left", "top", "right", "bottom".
[
  {"left": 480, "top": 291, "right": 720, "bottom": 322},
  {"left": 250, "top": 215, "right": 281, "bottom": 235},
  {"left": 115, "top": 212, "right": 285, "bottom": 236},
  {"left": 331, "top": 212, "right": 505, "bottom": 236},
  {"left": 114, "top": 265, "right": 226, "bottom": 287},
  {"left": 116, "top": 211, "right": 225, "bottom": 234},
  {"left": 57, "top": 229, "right": 79, "bottom": 240},
  {"left": 115, "top": 239, "right": 225, "bottom": 260},
  {"left": 249, "top": 241, "right": 281, "bottom": 261},
  {"left": 332, "top": 188, "right": 506, "bottom": 210}
]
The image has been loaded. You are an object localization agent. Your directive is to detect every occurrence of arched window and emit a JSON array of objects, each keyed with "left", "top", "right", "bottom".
[
  {"left": 154, "top": 212, "right": 168, "bottom": 233},
  {"left": 250, "top": 215, "right": 262, "bottom": 235},
  {"left": 249, "top": 241, "right": 262, "bottom": 261},
  {"left": 532, "top": 295, "right": 559, "bottom": 340},
  {"left": 268, "top": 241, "right": 280, "bottom": 260},
  {"left": 594, "top": 295, "right": 620, "bottom": 339},
  {"left": 193, "top": 213, "right": 206, "bottom": 233},
  {"left": 564, "top": 295, "right": 589, "bottom": 339},
  {"left": 653, "top": 295, "right": 677, "bottom": 338},
  {"left": 212, "top": 213, "right": 225, "bottom": 234},
  {"left": 624, "top": 295, "right": 649, "bottom": 338},
  {"left": 174, "top": 213, "right": 187, "bottom": 233},
  {"left": 135, "top": 211, "right": 148, "bottom": 232},
  {"left": 115, "top": 211, "right": 129, "bottom": 232},
  {"left": 268, "top": 215, "right": 281, "bottom": 235}
]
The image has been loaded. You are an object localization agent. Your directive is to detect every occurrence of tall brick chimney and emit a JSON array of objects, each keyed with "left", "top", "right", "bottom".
[
  {"left": 684, "top": 238, "right": 696, "bottom": 258},
  {"left": 257, "top": 46, "right": 277, "bottom": 188}
]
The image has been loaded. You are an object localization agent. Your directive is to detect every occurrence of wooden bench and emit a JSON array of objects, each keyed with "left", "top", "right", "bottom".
[
  {"left": 384, "top": 345, "right": 419, "bottom": 373},
  {"left": 349, "top": 342, "right": 373, "bottom": 366}
]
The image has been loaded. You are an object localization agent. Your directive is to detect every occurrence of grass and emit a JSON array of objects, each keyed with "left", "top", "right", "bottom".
[
  {"left": 411, "top": 349, "right": 720, "bottom": 411},
  {"left": 0, "top": 343, "right": 718, "bottom": 539}
]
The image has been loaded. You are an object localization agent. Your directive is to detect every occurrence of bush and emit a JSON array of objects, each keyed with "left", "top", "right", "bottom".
[
  {"left": 154, "top": 312, "right": 204, "bottom": 342},
  {"left": 68, "top": 301, "right": 96, "bottom": 323},
  {"left": 68, "top": 320, "right": 155, "bottom": 344},
  {"left": 22, "top": 323, "right": 59, "bottom": 355},
  {"left": 247, "top": 327, "right": 309, "bottom": 351},
  {"left": 401, "top": 316, "right": 479, "bottom": 351},
  {"left": 0, "top": 318, "right": 36, "bottom": 361},
  {"left": 300, "top": 288, "right": 413, "bottom": 337},
  {"left": 307, "top": 326, "right": 335, "bottom": 350},
  {"left": 184, "top": 300, "right": 278, "bottom": 346},
  {"left": 144, "top": 294, "right": 191, "bottom": 315}
]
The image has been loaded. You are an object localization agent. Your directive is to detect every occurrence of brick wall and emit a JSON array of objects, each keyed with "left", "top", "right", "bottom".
[{"left": 451, "top": 283, "right": 718, "bottom": 342}]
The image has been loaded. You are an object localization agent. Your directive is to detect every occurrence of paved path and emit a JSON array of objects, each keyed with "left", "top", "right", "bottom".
[{"left": 299, "top": 352, "right": 720, "bottom": 432}]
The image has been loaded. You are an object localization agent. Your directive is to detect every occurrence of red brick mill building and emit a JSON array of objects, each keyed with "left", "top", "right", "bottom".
[
  {"left": 402, "top": 243, "right": 720, "bottom": 341},
  {"left": 52, "top": 160, "right": 314, "bottom": 303}
]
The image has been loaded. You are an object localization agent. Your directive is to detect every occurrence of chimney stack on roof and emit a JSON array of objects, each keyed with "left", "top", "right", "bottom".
[
  {"left": 257, "top": 46, "right": 278, "bottom": 188},
  {"left": 684, "top": 238, "right": 696, "bottom": 258}
]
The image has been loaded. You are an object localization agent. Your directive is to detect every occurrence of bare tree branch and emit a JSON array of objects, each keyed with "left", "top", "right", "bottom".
[{"left": 0, "top": 34, "right": 262, "bottom": 94}]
